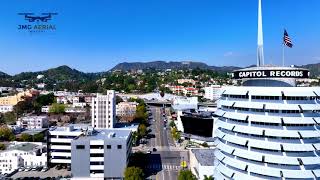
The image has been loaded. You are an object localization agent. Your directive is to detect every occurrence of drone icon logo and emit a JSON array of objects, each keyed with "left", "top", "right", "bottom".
[
  {"left": 18, "top": 13, "right": 58, "bottom": 22},
  {"left": 17, "top": 12, "right": 58, "bottom": 32}
]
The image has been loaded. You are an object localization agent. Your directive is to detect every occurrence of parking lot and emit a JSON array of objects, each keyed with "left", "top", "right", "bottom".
[{"left": 10, "top": 167, "right": 71, "bottom": 179}]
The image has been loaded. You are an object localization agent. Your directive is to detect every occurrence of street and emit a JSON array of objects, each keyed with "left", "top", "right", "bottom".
[{"left": 145, "top": 106, "right": 188, "bottom": 180}]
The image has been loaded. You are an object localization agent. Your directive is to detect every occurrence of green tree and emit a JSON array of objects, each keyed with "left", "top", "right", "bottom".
[
  {"left": 178, "top": 170, "right": 197, "bottom": 180},
  {"left": 202, "top": 142, "right": 209, "bottom": 148},
  {"left": 204, "top": 175, "right": 214, "bottom": 180},
  {"left": 138, "top": 124, "right": 147, "bottom": 137},
  {"left": 14, "top": 97, "right": 34, "bottom": 116},
  {"left": 171, "top": 127, "right": 181, "bottom": 141},
  {"left": 116, "top": 96, "right": 124, "bottom": 104},
  {"left": 20, "top": 133, "right": 32, "bottom": 142},
  {"left": 49, "top": 103, "right": 65, "bottom": 114},
  {"left": 0, "top": 143, "right": 5, "bottom": 150},
  {"left": 0, "top": 127, "right": 15, "bottom": 141},
  {"left": 33, "top": 133, "right": 44, "bottom": 142},
  {"left": 124, "top": 166, "right": 144, "bottom": 180},
  {"left": 169, "top": 120, "right": 176, "bottom": 128},
  {"left": 1, "top": 112, "right": 17, "bottom": 124},
  {"left": 33, "top": 93, "right": 55, "bottom": 113}
]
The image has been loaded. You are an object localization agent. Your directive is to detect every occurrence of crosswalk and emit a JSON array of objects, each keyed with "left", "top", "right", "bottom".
[{"left": 144, "top": 164, "right": 181, "bottom": 171}]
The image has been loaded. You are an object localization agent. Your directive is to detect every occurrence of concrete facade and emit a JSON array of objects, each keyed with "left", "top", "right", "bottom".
[
  {"left": 71, "top": 129, "right": 132, "bottom": 179},
  {"left": 91, "top": 91, "right": 116, "bottom": 129}
]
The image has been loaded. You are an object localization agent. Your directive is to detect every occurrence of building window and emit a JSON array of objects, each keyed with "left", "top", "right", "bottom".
[
  {"left": 76, "top": 145, "right": 85, "bottom": 149},
  {"left": 117, "top": 145, "right": 122, "bottom": 149},
  {"left": 106, "top": 145, "right": 111, "bottom": 149}
]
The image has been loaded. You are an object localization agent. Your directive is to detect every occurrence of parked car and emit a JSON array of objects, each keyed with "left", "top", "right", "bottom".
[
  {"left": 24, "top": 167, "right": 31, "bottom": 171},
  {"left": 32, "top": 166, "right": 38, "bottom": 171},
  {"left": 41, "top": 167, "right": 48, "bottom": 172},
  {"left": 37, "top": 166, "right": 43, "bottom": 171},
  {"left": 55, "top": 165, "right": 62, "bottom": 170},
  {"left": 152, "top": 148, "right": 157, "bottom": 152},
  {"left": 18, "top": 167, "right": 25, "bottom": 171}
]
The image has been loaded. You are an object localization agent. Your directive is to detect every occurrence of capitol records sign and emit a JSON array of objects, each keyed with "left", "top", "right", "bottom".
[
  {"left": 232, "top": 69, "right": 310, "bottom": 79},
  {"left": 17, "top": 13, "right": 58, "bottom": 33}
]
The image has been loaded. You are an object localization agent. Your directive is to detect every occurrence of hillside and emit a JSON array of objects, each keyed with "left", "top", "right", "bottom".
[
  {"left": 12, "top": 65, "right": 97, "bottom": 82},
  {"left": 299, "top": 63, "right": 320, "bottom": 77},
  {"left": 0, "top": 71, "right": 10, "bottom": 78},
  {"left": 111, "top": 61, "right": 241, "bottom": 72}
]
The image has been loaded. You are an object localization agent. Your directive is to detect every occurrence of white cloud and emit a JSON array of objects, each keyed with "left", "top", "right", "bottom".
[
  {"left": 224, "top": 51, "right": 234, "bottom": 57},
  {"left": 312, "top": 57, "right": 320, "bottom": 61}
]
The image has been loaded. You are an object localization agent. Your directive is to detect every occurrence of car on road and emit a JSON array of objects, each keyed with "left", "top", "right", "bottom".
[
  {"left": 37, "top": 166, "right": 43, "bottom": 171},
  {"left": 32, "top": 166, "right": 38, "bottom": 171},
  {"left": 24, "top": 167, "right": 31, "bottom": 171},
  {"left": 55, "top": 165, "right": 62, "bottom": 170},
  {"left": 18, "top": 167, "right": 25, "bottom": 171},
  {"left": 152, "top": 148, "right": 157, "bottom": 152},
  {"left": 41, "top": 167, "right": 48, "bottom": 172}
]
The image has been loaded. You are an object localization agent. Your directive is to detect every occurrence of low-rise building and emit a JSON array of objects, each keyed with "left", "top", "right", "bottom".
[
  {"left": 204, "top": 85, "right": 222, "bottom": 101},
  {"left": 16, "top": 116, "right": 49, "bottom": 129},
  {"left": 169, "top": 86, "right": 184, "bottom": 95},
  {"left": 0, "top": 142, "right": 47, "bottom": 175},
  {"left": 0, "top": 105, "right": 13, "bottom": 113},
  {"left": 116, "top": 102, "right": 137, "bottom": 122},
  {"left": 0, "top": 90, "right": 34, "bottom": 106},
  {"left": 48, "top": 124, "right": 92, "bottom": 165},
  {"left": 183, "top": 87, "right": 199, "bottom": 96},
  {"left": 172, "top": 96, "right": 198, "bottom": 111},
  {"left": 71, "top": 129, "right": 132, "bottom": 179},
  {"left": 178, "top": 79, "right": 196, "bottom": 85},
  {"left": 189, "top": 149, "right": 216, "bottom": 180}
]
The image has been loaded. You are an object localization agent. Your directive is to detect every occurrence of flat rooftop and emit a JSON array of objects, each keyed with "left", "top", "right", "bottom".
[
  {"left": 7, "top": 143, "right": 40, "bottom": 152},
  {"left": 75, "top": 128, "right": 131, "bottom": 141},
  {"left": 21, "top": 128, "right": 48, "bottom": 135},
  {"left": 49, "top": 124, "right": 93, "bottom": 132},
  {"left": 191, "top": 149, "right": 215, "bottom": 166}
]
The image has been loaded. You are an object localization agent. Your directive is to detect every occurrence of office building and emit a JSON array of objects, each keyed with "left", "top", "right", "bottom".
[
  {"left": 91, "top": 91, "right": 116, "bottom": 129},
  {"left": 0, "top": 105, "right": 13, "bottom": 113},
  {"left": 204, "top": 85, "right": 222, "bottom": 101},
  {"left": 190, "top": 149, "right": 216, "bottom": 179},
  {"left": 48, "top": 124, "right": 92, "bottom": 165},
  {"left": 214, "top": 0, "right": 320, "bottom": 179},
  {"left": 0, "top": 142, "right": 47, "bottom": 174},
  {"left": 16, "top": 116, "right": 49, "bottom": 129},
  {"left": 71, "top": 129, "right": 132, "bottom": 179},
  {"left": 116, "top": 101, "right": 137, "bottom": 122}
]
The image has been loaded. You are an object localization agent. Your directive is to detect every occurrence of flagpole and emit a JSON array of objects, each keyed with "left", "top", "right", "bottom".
[{"left": 282, "top": 43, "right": 285, "bottom": 67}]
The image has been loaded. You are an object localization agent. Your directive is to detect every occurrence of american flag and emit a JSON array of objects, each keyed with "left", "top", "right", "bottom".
[{"left": 283, "top": 29, "right": 293, "bottom": 48}]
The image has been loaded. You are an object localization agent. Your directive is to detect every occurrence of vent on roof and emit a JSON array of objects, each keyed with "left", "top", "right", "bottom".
[{"left": 108, "top": 132, "right": 116, "bottom": 138}]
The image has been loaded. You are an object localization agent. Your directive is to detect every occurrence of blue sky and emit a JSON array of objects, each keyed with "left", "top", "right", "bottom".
[{"left": 0, "top": 0, "right": 320, "bottom": 75}]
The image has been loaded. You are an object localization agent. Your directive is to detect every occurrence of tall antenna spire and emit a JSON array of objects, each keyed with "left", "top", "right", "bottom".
[{"left": 257, "top": 0, "right": 264, "bottom": 66}]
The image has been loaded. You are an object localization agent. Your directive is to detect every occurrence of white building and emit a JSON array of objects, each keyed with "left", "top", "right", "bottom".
[
  {"left": 190, "top": 149, "right": 216, "bottom": 179},
  {"left": 214, "top": 0, "right": 320, "bottom": 178},
  {"left": 116, "top": 102, "right": 137, "bottom": 117},
  {"left": 172, "top": 96, "right": 198, "bottom": 111},
  {"left": 48, "top": 124, "right": 92, "bottom": 165},
  {"left": 204, "top": 85, "right": 222, "bottom": 101},
  {"left": 71, "top": 129, "right": 132, "bottom": 179},
  {"left": 178, "top": 79, "right": 196, "bottom": 85},
  {"left": 91, "top": 91, "right": 116, "bottom": 129},
  {"left": 214, "top": 67, "right": 320, "bottom": 179},
  {"left": 0, "top": 142, "right": 47, "bottom": 175},
  {"left": 0, "top": 105, "right": 13, "bottom": 113},
  {"left": 16, "top": 116, "right": 49, "bottom": 129}
]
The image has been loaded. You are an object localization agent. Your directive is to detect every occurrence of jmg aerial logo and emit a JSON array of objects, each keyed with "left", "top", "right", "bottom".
[{"left": 17, "top": 13, "right": 58, "bottom": 33}]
